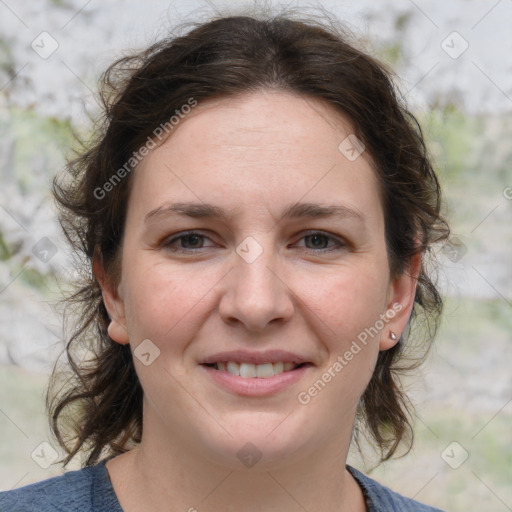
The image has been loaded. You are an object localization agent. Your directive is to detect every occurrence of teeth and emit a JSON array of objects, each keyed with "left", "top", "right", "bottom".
[
  {"left": 273, "top": 361, "right": 284, "bottom": 374},
  {"left": 216, "top": 361, "right": 300, "bottom": 378},
  {"left": 256, "top": 363, "right": 274, "bottom": 378},
  {"left": 227, "top": 361, "right": 239, "bottom": 376},
  {"left": 240, "top": 363, "right": 257, "bottom": 378}
]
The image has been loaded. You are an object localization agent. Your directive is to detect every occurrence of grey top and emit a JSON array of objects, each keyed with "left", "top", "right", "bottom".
[{"left": 0, "top": 460, "right": 444, "bottom": 511}]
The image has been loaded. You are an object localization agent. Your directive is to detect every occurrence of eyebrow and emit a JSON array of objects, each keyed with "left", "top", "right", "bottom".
[{"left": 144, "top": 201, "right": 364, "bottom": 224}]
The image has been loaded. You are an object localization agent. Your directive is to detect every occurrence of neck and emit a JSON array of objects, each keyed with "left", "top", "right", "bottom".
[{"left": 107, "top": 410, "right": 366, "bottom": 512}]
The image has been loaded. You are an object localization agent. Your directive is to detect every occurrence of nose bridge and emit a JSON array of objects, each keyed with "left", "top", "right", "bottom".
[
  {"left": 219, "top": 234, "right": 294, "bottom": 330},
  {"left": 237, "top": 239, "right": 278, "bottom": 292}
]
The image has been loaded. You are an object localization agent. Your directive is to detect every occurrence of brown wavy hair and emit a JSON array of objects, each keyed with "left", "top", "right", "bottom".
[{"left": 47, "top": 11, "right": 449, "bottom": 467}]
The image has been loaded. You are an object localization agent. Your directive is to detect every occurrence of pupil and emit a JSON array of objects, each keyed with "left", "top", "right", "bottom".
[
  {"left": 184, "top": 235, "right": 201, "bottom": 248},
  {"left": 309, "top": 234, "right": 326, "bottom": 248}
]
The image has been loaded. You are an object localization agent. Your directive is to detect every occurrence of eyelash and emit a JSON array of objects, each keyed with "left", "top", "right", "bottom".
[{"left": 162, "top": 230, "right": 347, "bottom": 254}]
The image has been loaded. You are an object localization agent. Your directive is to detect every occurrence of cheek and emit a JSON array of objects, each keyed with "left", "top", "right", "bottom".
[
  {"left": 297, "top": 262, "right": 389, "bottom": 343},
  {"left": 294, "top": 264, "right": 387, "bottom": 399},
  {"left": 122, "top": 260, "right": 218, "bottom": 346},
  {"left": 293, "top": 270, "right": 385, "bottom": 428}
]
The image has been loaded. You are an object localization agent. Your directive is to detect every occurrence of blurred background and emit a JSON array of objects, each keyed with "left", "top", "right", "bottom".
[{"left": 0, "top": 1, "right": 511, "bottom": 510}]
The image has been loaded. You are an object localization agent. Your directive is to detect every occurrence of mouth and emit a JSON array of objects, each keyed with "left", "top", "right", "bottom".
[
  {"left": 199, "top": 350, "right": 314, "bottom": 396},
  {"left": 202, "top": 361, "right": 312, "bottom": 379}
]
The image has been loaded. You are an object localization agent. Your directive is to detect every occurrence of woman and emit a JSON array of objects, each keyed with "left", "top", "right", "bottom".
[{"left": 0, "top": 12, "right": 448, "bottom": 512}]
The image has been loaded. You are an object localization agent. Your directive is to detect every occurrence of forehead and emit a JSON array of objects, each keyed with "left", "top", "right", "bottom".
[{"left": 129, "top": 90, "right": 382, "bottom": 224}]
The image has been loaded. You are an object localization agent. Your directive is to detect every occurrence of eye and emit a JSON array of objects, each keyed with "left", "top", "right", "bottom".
[
  {"left": 162, "top": 230, "right": 347, "bottom": 255},
  {"left": 295, "top": 231, "right": 346, "bottom": 252},
  {"left": 162, "top": 231, "right": 215, "bottom": 253}
]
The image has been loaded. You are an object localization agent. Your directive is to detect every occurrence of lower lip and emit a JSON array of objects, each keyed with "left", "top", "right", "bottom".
[{"left": 200, "top": 364, "right": 311, "bottom": 396}]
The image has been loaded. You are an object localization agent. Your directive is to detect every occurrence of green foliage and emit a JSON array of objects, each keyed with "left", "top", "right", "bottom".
[
  {"left": 421, "top": 106, "right": 512, "bottom": 186},
  {"left": 395, "top": 12, "right": 413, "bottom": 32},
  {"left": 20, "top": 267, "right": 51, "bottom": 289},
  {"left": 379, "top": 42, "right": 404, "bottom": 67},
  {"left": 3, "top": 107, "right": 75, "bottom": 192},
  {"left": 0, "top": 36, "right": 14, "bottom": 72},
  {"left": 0, "top": 231, "right": 11, "bottom": 260}
]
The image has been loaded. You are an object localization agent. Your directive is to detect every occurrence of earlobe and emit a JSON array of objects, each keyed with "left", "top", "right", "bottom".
[
  {"left": 92, "top": 249, "right": 130, "bottom": 345},
  {"left": 107, "top": 318, "right": 129, "bottom": 345},
  {"left": 379, "top": 252, "right": 422, "bottom": 351}
]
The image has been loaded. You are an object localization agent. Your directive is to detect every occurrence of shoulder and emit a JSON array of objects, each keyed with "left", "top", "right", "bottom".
[
  {"left": 0, "top": 460, "right": 122, "bottom": 512},
  {"left": 347, "top": 465, "right": 445, "bottom": 512}
]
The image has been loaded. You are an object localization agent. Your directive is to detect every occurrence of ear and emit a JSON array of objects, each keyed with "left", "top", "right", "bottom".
[
  {"left": 92, "top": 248, "right": 129, "bottom": 345},
  {"left": 379, "top": 251, "right": 422, "bottom": 351}
]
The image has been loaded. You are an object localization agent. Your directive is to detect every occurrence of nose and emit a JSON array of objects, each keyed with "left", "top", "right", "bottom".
[{"left": 218, "top": 240, "right": 295, "bottom": 332}]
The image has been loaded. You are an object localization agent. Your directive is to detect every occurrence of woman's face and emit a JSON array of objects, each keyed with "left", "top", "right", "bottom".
[{"left": 100, "top": 90, "right": 417, "bottom": 469}]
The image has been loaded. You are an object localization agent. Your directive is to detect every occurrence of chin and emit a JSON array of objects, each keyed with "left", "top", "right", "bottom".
[{"left": 191, "top": 411, "right": 320, "bottom": 471}]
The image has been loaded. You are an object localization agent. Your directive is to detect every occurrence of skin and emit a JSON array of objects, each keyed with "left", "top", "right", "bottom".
[{"left": 95, "top": 90, "right": 420, "bottom": 512}]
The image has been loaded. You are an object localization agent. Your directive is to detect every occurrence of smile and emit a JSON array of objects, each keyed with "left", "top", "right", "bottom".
[
  {"left": 205, "top": 361, "right": 308, "bottom": 378},
  {"left": 200, "top": 363, "right": 312, "bottom": 397}
]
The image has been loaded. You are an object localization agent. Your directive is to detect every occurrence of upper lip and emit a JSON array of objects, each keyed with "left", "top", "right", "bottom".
[{"left": 199, "top": 350, "right": 312, "bottom": 365}]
